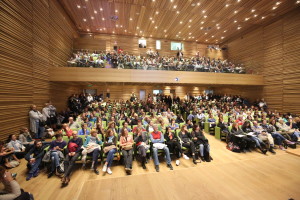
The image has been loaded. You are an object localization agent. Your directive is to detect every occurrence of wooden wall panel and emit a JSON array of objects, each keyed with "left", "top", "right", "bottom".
[
  {"left": 74, "top": 34, "right": 226, "bottom": 59},
  {"left": 0, "top": 0, "right": 77, "bottom": 141},
  {"left": 225, "top": 8, "right": 300, "bottom": 114}
]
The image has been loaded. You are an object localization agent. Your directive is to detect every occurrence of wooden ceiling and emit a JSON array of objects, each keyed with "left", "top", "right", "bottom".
[{"left": 59, "top": 0, "right": 300, "bottom": 44}]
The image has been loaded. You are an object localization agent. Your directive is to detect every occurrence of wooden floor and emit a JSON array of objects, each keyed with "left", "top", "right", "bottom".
[{"left": 7, "top": 134, "right": 300, "bottom": 200}]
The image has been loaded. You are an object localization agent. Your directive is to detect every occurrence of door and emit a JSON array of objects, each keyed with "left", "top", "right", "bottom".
[{"left": 139, "top": 90, "right": 146, "bottom": 101}]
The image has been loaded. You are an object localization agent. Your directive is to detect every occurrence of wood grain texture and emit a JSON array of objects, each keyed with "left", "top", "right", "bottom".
[
  {"left": 49, "top": 67, "right": 264, "bottom": 85},
  {"left": 224, "top": 8, "right": 300, "bottom": 114},
  {"left": 59, "top": 0, "right": 300, "bottom": 44},
  {"left": 6, "top": 133, "right": 299, "bottom": 200},
  {"left": 0, "top": 0, "right": 77, "bottom": 140}
]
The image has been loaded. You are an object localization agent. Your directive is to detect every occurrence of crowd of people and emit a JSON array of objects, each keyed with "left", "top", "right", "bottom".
[
  {"left": 1, "top": 92, "right": 300, "bottom": 199},
  {"left": 67, "top": 49, "right": 246, "bottom": 73}
]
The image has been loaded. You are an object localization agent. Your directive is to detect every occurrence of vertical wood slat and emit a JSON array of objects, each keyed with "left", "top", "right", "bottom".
[{"left": 0, "top": 0, "right": 77, "bottom": 141}]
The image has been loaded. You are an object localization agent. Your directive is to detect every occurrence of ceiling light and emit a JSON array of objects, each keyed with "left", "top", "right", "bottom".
[
  {"left": 100, "top": 8, "right": 103, "bottom": 11},
  {"left": 176, "top": 35, "right": 178, "bottom": 37},
  {"left": 152, "top": 0, "right": 155, "bottom": 1},
  {"left": 155, "top": 26, "right": 158, "bottom": 29},
  {"left": 200, "top": 27, "right": 203, "bottom": 29},
  {"left": 261, "top": 16, "right": 265, "bottom": 19},
  {"left": 140, "top": 30, "right": 142, "bottom": 33},
  {"left": 103, "top": 28, "right": 106, "bottom": 30},
  {"left": 170, "top": 0, "right": 173, "bottom": 2},
  {"left": 116, "top": 24, "right": 119, "bottom": 27},
  {"left": 94, "top": 10, "right": 97, "bottom": 14},
  {"left": 251, "top": 9, "right": 255, "bottom": 12},
  {"left": 150, "top": 17, "right": 152, "bottom": 20},
  {"left": 206, "top": 39, "right": 208, "bottom": 41},
  {"left": 150, "top": 35, "right": 152, "bottom": 37},
  {"left": 83, "top": 18, "right": 87, "bottom": 22},
  {"left": 245, "top": 17, "right": 249, "bottom": 21},
  {"left": 156, "top": 11, "right": 159, "bottom": 14},
  {"left": 188, "top": 25, "right": 191, "bottom": 28},
  {"left": 179, "top": 32, "right": 181, "bottom": 34},
  {"left": 77, "top": 5, "right": 81, "bottom": 8},
  {"left": 196, "top": 40, "right": 198, "bottom": 42},
  {"left": 189, "top": 32, "right": 192, "bottom": 35},
  {"left": 297, "top": 1, "right": 300, "bottom": 4},
  {"left": 189, "top": 19, "right": 192, "bottom": 22},
  {"left": 125, "top": 30, "right": 127, "bottom": 32},
  {"left": 201, "top": 21, "right": 204, "bottom": 24},
  {"left": 164, "top": 29, "right": 167, "bottom": 32},
  {"left": 173, "top": 5, "right": 177, "bottom": 9},
  {"left": 102, "top": 18, "right": 105, "bottom": 20},
  {"left": 112, "top": 31, "right": 115, "bottom": 33},
  {"left": 237, "top": 0, "right": 241, "bottom": 2},
  {"left": 217, "top": 27, "right": 220, "bottom": 29},
  {"left": 87, "top": 29, "right": 90, "bottom": 31},
  {"left": 225, "top": 4, "right": 229, "bottom": 7},
  {"left": 202, "top": 10, "right": 206, "bottom": 13},
  {"left": 165, "top": 35, "right": 167, "bottom": 37},
  {"left": 100, "top": 29, "right": 102, "bottom": 31},
  {"left": 276, "top": 2, "right": 281, "bottom": 5},
  {"left": 272, "top": 6, "right": 277, "bottom": 10},
  {"left": 91, "top": 16, "right": 94, "bottom": 19},
  {"left": 216, "top": 24, "right": 219, "bottom": 26},
  {"left": 152, "top": 20, "right": 155, "bottom": 23},
  {"left": 137, "top": 27, "right": 139, "bottom": 29},
  {"left": 115, "top": 10, "right": 118, "bottom": 12},
  {"left": 237, "top": 26, "right": 241, "bottom": 30},
  {"left": 197, "top": 2, "right": 200, "bottom": 6},
  {"left": 130, "top": 18, "right": 133, "bottom": 21},
  {"left": 120, "top": 25, "right": 123, "bottom": 28},
  {"left": 234, "top": 10, "right": 238, "bottom": 14},
  {"left": 135, "top": 33, "right": 137, "bottom": 35},
  {"left": 176, "top": 11, "right": 180, "bottom": 14},
  {"left": 205, "top": 32, "right": 207, "bottom": 35},
  {"left": 204, "top": 15, "right": 207, "bottom": 18},
  {"left": 221, "top": 37, "right": 224, "bottom": 39},
  {"left": 211, "top": 35, "right": 214, "bottom": 38},
  {"left": 254, "top": 14, "right": 258, "bottom": 17},
  {"left": 224, "top": 30, "right": 227, "bottom": 32},
  {"left": 180, "top": 21, "right": 183, "bottom": 24}
]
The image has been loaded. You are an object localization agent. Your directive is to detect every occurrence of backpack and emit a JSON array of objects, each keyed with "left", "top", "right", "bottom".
[{"left": 226, "top": 142, "right": 241, "bottom": 153}]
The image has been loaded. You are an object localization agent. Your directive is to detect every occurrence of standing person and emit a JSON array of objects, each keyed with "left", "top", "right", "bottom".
[
  {"left": 47, "top": 133, "right": 66, "bottom": 178},
  {"left": 150, "top": 125, "right": 173, "bottom": 172},
  {"left": 25, "top": 140, "right": 45, "bottom": 181},
  {"left": 133, "top": 128, "right": 149, "bottom": 169},
  {"left": 48, "top": 101, "right": 57, "bottom": 129},
  {"left": 42, "top": 103, "right": 50, "bottom": 126},
  {"left": 62, "top": 131, "right": 83, "bottom": 185},
  {"left": 119, "top": 128, "right": 134, "bottom": 175},
  {"left": 29, "top": 105, "right": 44, "bottom": 139}
]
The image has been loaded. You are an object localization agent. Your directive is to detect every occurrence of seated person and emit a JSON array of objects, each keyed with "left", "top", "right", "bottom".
[
  {"left": 146, "top": 120, "right": 155, "bottom": 133},
  {"left": 132, "top": 120, "right": 146, "bottom": 134},
  {"left": 169, "top": 119, "right": 179, "bottom": 131},
  {"left": 78, "top": 123, "right": 90, "bottom": 136},
  {"left": 62, "top": 123, "right": 73, "bottom": 138},
  {"left": 48, "top": 133, "right": 66, "bottom": 178},
  {"left": 133, "top": 128, "right": 149, "bottom": 169},
  {"left": 0, "top": 166, "right": 34, "bottom": 200},
  {"left": 191, "top": 125, "right": 212, "bottom": 162},
  {"left": 241, "top": 121, "right": 267, "bottom": 154},
  {"left": 68, "top": 117, "right": 80, "bottom": 130},
  {"left": 252, "top": 121, "right": 276, "bottom": 154},
  {"left": 18, "top": 127, "right": 34, "bottom": 149},
  {"left": 150, "top": 125, "right": 173, "bottom": 172},
  {"left": 0, "top": 142, "right": 19, "bottom": 168},
  {"left": 6, "top": 134, "right": 26, "bottom": 159},
  {"left": 207, "top": 114, "right": 216, "bottom": 128},
  {"left": 186, "top": 120, "right": 194, "bottom": 129},
  {"left": 62, "top": 131, "right": 83, "bottom": 185},
  {"left": 102, "top": 129, "right": 118, "bottom": 175},
  {"left": 217, "top": 117, "right": 230, "bottom": 139},
  {"left": 175, "top": 114, "right": 185, "bottom": 124},
  {"left": 178, "top": 125, "right": 196, "bottom": 163},
  {"left": 164, "top": 127, "right": 185, "bottom": 165},
  {"left": 119, "top": 128, "right": 134, "bottom": 175},
  {"left": 230, "top": 122, "right": 253, "bottom": 152},
  {"left": 25, "top": 140, "right": 45, "bottom": 181},
  {"left": 118, "top": 122, "right": 132, "bottom": 135},
  {"left": 81, "top": 130, "right": 102, "bottom": 175}
]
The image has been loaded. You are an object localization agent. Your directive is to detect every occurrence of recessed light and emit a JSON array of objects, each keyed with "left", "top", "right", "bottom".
[
  {"left": 261, "top": 16, "right": 265, "bottom": 19},
  {"left": 237, "top": 26, "right": 241, "bottom": 30},
  {"left": 196, "top": 40, "right": 198, "bottom": 42},
  {"left": 216, "top": 24, "right": 219, "bottom": 26},
  {"left": 155, "top": 26, "right": 158, "bottom": 29},
  {"left": 272, "top": 6, "right": 277, "bottom": 10},
  {"left": 150, "top": 35, "right": 152, "bottom": 37},
  {"left": 137, "top": 27, "right": 139, "bottom": 29},
  {"left": 176, "top": 11, "right": 180, "bottom": 14},
  {"left": 94, "top": 10, "right": 97, "bottom": 14},
  {"left": 204, "top": 15, "right": 207, "bottom": 18},
  {"left": 224, "top": 30, "right": 227, "bottom": 32},
  {"left": 234, "top": 20, "right": 237, "bottom": 23},
  {"left": 200, "top": 27, "right": 203, "bottom": 29},
  {"left": 254, "top": 14, "right": 258, "bottom": 17},
  {"left": 140, "top": 30, "right": 142, "bottom": 33},
  {"left": 245, "top": 17, "right": 249, "bottom": 21},
  {"left": 180, "top": 21, "right": 183, "bottom": 24},
  {"left": 189, "top": 32, "right": 192, "bottom": 35},
  {"left": 156, "top": 11, "right": 159, "bottom": 14},
  {"left": 188, "top": 25, "right": 191, "bottom": 28},
  {"left": 83, "top": 18, "right": 87, "bottom": 22},
  {"left": 276, "top": 2, "right": 281, "bottom": 5},
  {"left": 120, "top": 25, "right": 123, "bottom": 28},
  {"left": 225, "top": 4, "right": 229, "bottom": 7},
  {"left": 206, "top": 39, "right": 208, "bottom": 41},
  {"left": 197, "top": 2, "right": 200, "bottom": 6},
  {"left": 115, "top": 10, "right": 118, "bottom": 12},
  {"left": 202, "top": 10, "right": 206, "bottom": 13},
  {"left": 217, "top": 27, "right": 220, "bottom": 29},
  {"left": 297, "top": 1, "right": 300, "bottom": 4},
  {"left": 91, "top": 16, "right": 94, "bottom": 20},
  {"left": 100, "top": 8, "right": 103, "bottom": 11},
  {"left": 87, "top": 29, "right": 90, "bottom": 31},
  {"left": 201, "top": 21, "right": 204, "bottom": 24},
  {"left": 189, "top": 19, "right": 192, "bottom": 22},
  {"left": 112, "top": 31, "right": 115, "bottom": 33},
  {"left": 164, "top": 29, "right": 167, "bottom": 32},
  {"left": 170, "top": 0, "right": 173, "bottom": 2},
  {"left": 205, "top": 32, "right": 207, "bottom": 35},
  {"left": 176, "top": 35, "right": 178, "bottom": 37},
  {"left": 237, "top": 0, "right": 241, "bottom": 2},
  {"left": 152, "top": 0, "right": 155, "bottom": 1},
  {"left": 173, "top": 5, "right": 177, "bottom": 9},
  {"left": 103, "top": 28, "right": 106, "bottom": 30},
  {"left": 211, "top": 35, "right": 214, "bottom": 38},
  {"left": 77, "top": 5, "right": 81, "bottom": 8},
  {"left": 100, "top": 29, "right": 102, "bottom": 31},
  {"left": 125, "top": 30, "right": 127, "bottom": 32},
  {"left": 179, "top": 32, "right": 181, "bottom": 34},
  {"left": 116, "top": 24, "right": 119, "bottom": 27},
  {"left": 130, "top": 18, "right": 133, "bottom": 21},
  {"left": 221, "top": 37, "right": 224, "bottom": 39},
  {"left": 234, "top": 10, "right": 238, "bottom": 14},
  {"left": 251, "top": 9, "right": 255, "bottom": 12},
  {"left": 152, "top": 21, "right": 155, "bottom": 23},
  {"left": 102, "top": 18, "right": 105, "bottom": 20},
  {"left": 150, "top": 17, "right": 152, "bottom": 20}
]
